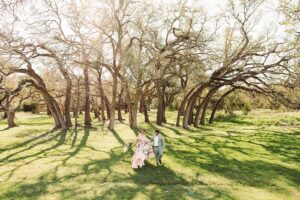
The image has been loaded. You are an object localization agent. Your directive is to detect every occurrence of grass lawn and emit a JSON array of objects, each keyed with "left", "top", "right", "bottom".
[{"left": 0, "top": 110, "right": 299, "bottom": 200}]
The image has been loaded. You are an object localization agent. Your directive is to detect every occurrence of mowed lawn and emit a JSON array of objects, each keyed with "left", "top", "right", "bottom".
[{"left": 0, "top": 110, "right": 299, "bottom": 200}]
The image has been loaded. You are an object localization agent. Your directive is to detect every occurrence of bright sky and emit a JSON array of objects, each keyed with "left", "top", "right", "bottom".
[
  {"left": 0, "top": 0, "right": 289, "bottom": 44},
  {"left": 158, "top": 0, "right": 286, "bottom": 40},
  {"left": 218, "top": 0, "right": 286, "bottom": 38}
]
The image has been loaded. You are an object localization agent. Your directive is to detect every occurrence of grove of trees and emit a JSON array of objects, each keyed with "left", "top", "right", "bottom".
[{"left": 0, "top": 0, "right": 299, "bottom": 129}]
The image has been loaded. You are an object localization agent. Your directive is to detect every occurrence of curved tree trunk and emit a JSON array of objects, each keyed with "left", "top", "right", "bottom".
[
  {"left": 41, "top": 92, "right": 66, "bottom": 129},
  {"left": 199, "top": 98, "right": 211, "bottom": 125},
  {"left": 13, "top": 64, "right": 67, "bottom": 129},
  {"left": 47, "top": 106, "right": 52, "bottom": 116},
  {"left": 182, "top": 84, "right": 208, "bottom": 129},
  {"left": 188, "top": 98, "right": 196, "bottom": 125},
  {"left": 38, "top": 45, "right": 73, "bottom": 128},
  {"left": 46, "top": 101, "right": 60, "bottom": 127},
  {"left": 49, "top": 96, "right": 67, "bottom": 129},
  {"left": 194, "top": 100, "right": 205, "bottom": 128},
  {"left": 194, "top": 86, "right": 221, "bottom": 127},
  {"left": 25, "top": 79, "right": 66, "bottom": 129},
  {"left": 182, "top": 94, "right": 197, "bottom": 129},
  {"left": 176, "top": 86, "right": 197, "bottom": 127},
  {"left": 209, "top": 88, "right": 236, "bottom": 124}
]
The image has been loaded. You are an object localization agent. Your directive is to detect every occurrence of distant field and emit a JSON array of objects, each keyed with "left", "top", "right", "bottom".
[{"left": 0, "top": 110, "right": 299, "bottom": 200}]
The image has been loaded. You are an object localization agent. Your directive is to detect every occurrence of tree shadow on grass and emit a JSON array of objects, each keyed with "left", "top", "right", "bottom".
[
  {"left": 62, "top": 128, "right": 90, "bottom": 164},
  {"left": 87, "top": 154, "right": 234, "bottom": 200},
  {"left": 1, "top": 120, "right": 299, "bottom": 199},
  {"left": 214, "top": 115, "right": 254, "bottom": 125},
  {"left": 132, "top": 127, "right": 140, "bottom": 136},
  {"left": 166, "top": 131, "right": 300, "bottom": 194},
  {"left": 94, "top": 161, "right": 235, "bottom": 200},
  {"left": 0, "top": 127, "right": 10, "bottom": 131},
  {"left": 228, "top": 130, "right": 300, "bottom": 162},
  {"left": 0, "top": 178, "right": 49, "bottom": 200},
  {"left": 0, "top": 129, "right": 68, "bottom": 183},
  {"left": 0, "top": 129, "right": 238, "bottom": 200},
  {"left": 163, "top": 125, "right": 183, "bottom": 136},
  {"left": 0, "top": 129, "right": 57, "bottom": 153},
  {"left": 110, "top": 129, "right": 125, "bottom": 145},
  {"left": 0, "top": 145, "right": 130, "bottom": 199},
  {"left": 0, "top": 129, "right": 67, "bottom": 164}
]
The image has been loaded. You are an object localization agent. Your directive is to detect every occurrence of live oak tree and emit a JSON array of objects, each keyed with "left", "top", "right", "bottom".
[
  {"left": 0, "top": 75, "right": 33, "bottom": 128},
  {"left": 0, "top": 0, "right": 299, "bottom": 131}
]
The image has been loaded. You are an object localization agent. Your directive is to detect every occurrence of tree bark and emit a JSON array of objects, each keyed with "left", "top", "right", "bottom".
[
  {"left": 97, "top": 69, "right": 110, "bottom": 121},
  {"left": 209, "top": 88, "right": 236, "bottom": 124},
  {"left": 100, "top": 96, "right": 106, "bottom": 121},
  {"left": 131, "top": 87, "right": 140, "bottom": 128},
  {"left": 162, "top": 90, "right": 167, "bottom": 123},
  {"left": 15, "top": 68, "right": 67, "bottom": 129},
  {"left": 141, "top": 94, "right": 150, "bottom": 123},
  {"left": 47, "top": 107, "right": 51, "bottom": 116},
  {"left": 194, "top": 86, "right": 221, "bottom": 127},
  {"left": 188, "top": 100, "right": 195, "bottom": 125},
  {"left": 124, "top": 81, "right": 139, "bottom": 128},
  {"left": 75, "top": 78, "right": 80, "bottom": 127},
  {"left": 199, "top": 98, "right": 211, "bottom": 125},
  {"left": 182, "top": 84, "right": 207, "bottom": 129},
  {"left": 108, "top": 75, "right": 118, "bottom": 130},
  {"left": 83, "top": 66, "right": 92, "bottom": 127},
  {"left": 176, "top": 87, "right": 196, "bottom": 127},
  {"left": 117, "top": 103, "right": 123, "bottom": 121},
  {"left": 7, "top": 109, "right": 17, "bottom": 128},
  {"left": 117, "top": 87, "right": 124, "bottom": 121},
  {"left": 64, "top": 78, "right": 72, "bottom": 127},
  {"left": 155, "top": 79, "right": 164, "bottom": 125}
]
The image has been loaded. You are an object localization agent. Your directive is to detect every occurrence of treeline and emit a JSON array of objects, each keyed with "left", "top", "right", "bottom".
[{"left": 0, "top": 0, "right": 299, "bottom": 129}]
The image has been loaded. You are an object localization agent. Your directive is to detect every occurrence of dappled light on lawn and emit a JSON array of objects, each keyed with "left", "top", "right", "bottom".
[{"left": 0, "top": 110, "right": 299, "bottom": 199}]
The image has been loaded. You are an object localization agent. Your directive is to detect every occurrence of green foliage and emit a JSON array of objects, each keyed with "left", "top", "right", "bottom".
[
  {"left": 241, "top": 103, "right": 251, "bottom": 115},
  {"left": 223, "top": 92, "right": 251, "bottom": 115}
]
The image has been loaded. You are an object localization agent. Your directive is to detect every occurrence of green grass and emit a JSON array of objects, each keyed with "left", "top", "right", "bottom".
[{"left": 0, "top": 110, "right": 299, "bottom": 200}]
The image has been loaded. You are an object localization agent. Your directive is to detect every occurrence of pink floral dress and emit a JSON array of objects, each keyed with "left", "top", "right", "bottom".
[{"left": 131, "top": 133, "right": 154, "bottom": 169}]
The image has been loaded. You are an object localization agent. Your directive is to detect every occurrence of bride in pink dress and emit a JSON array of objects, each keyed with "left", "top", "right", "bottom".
[{"left": 131, "top": 129, "right": 154, "bottom": 169}]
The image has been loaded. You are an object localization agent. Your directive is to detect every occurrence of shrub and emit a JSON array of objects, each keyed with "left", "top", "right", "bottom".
[
  {"left": 23, "top": 103, "right": 38, "bottom": 113},
  {"left": 242, "top": 103, "right": 251, "bottom": 115}
]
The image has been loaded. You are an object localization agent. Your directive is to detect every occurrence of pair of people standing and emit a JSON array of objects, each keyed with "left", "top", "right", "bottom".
[{"left": 131, "top": 129, "right": 165, "bottom": 169}]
